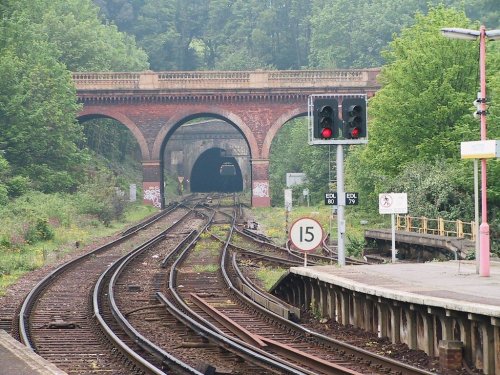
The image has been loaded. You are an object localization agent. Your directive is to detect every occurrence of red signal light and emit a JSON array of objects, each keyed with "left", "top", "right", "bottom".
[
  {"left": 321, "top": 127, "right": 333, "bottom": 139},
  {"left": 351, "top": 127, "right": 360, "bottom": 139},
  {"left": 313, "top": 99, "right": 340, "bottom": 140}
]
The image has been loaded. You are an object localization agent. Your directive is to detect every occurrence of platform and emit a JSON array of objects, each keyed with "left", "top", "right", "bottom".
[
  {"left": 290, "top": 260, "right": 500, "bottom": 317},
  {"left": 0, "top": 330, "right": 67, "bottom": 375},
  {"left": 273, "top": 260, "right": 500, "bottom": 374}
]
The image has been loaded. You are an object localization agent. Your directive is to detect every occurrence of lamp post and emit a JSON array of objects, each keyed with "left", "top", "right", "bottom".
[{"left": 441, "top": 26, "right": 500, "bottom": 277}]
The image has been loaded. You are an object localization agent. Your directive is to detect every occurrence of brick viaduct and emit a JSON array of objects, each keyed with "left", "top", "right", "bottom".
[{"left": 74, "top": 69, "right": 380, "bottom": 207}]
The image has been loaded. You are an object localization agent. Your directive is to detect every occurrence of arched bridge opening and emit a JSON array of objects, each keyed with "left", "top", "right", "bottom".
[
  {"left": 190, "top": 148, "right": 243, "bottom": 193},
  {"left": 75, "top": 69, "right": 381, "bottom": 207}
]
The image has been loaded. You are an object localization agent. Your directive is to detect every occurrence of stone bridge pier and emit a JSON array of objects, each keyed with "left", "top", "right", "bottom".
[{"left": 74, "top": 69, "right": 380, "bottom": 207}]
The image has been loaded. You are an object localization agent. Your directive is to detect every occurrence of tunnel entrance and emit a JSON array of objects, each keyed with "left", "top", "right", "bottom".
[{"left": 190, "top": 148, "right": 243, "bottom": 192}]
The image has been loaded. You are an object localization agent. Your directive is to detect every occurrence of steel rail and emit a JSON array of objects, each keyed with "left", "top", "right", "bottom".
[
  {"left": 93, "top": 236, "right": 168, "bottom": 375},
  {"left": 231, "top": 252, "right": 301, "bottom": 321},
  {"left": 211, "top": 233, "right": 303, "bottom": 266},
  {"left": 102, "top": 208, "right": 204, "bottom": 375},
  {"left": 215, "top": 213, "right": 367, "bottom": 373},
  {"left": 223, "top": 229, "right": 437, "bottom": 375},
  {"left": 161, "top": 209, "right": 311, "bottom": 374},
  {"left": 18, "top": 203, "right": 179, "bottom": 349},
  {"left": 321, "top": 235, "right": 369, "bottom": 265}
]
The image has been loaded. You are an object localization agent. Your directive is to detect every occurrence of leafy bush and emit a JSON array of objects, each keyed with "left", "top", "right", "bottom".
[
  {"left": 0, "top": 250, "right": 39, "bottom": 276},
  {"left": 24, "top": 218, "right": 54, "bottom": 244},
  {"left": 75, "top": 170, "right": 127, "bottom": 226},
  {"left": 28, "top": 166, "right": 80, "bottom": 193},
  {"left": 7, "top": 175, "right": 31, "bottom": 198},
  {"left": 0, "top": 185, "right": 8, "bottom": 205},
  {"left": 346, "top": 234, "right": 365, "bottom": 258}
]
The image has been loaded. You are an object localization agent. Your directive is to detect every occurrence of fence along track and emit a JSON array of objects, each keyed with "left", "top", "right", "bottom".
[{"left": 17, "top": 204, "right": 190, "bottom": 374}]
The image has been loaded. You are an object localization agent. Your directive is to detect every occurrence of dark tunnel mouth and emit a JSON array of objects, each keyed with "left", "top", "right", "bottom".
[{"left": 190, "top": 148, "right": 243, "bottom": 193}]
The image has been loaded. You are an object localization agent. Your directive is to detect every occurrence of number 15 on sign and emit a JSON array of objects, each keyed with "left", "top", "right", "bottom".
[
  {"left": 289, "top": 217, "right": 324, "bottom": 252},
  {"left": 289, "top": 217, "right": 323, "bottom": 266}
]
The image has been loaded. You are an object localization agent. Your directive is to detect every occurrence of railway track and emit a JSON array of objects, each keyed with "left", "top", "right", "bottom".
[
  {"left": 14, "top": 195, "right": 438, "bottom": 374},
  {"left": 161, "top": 207, "right": 436, "bottom": 375},
  {"left": 234, "top": 226, "right": 367, "bottom": 266},
  {"left": 106, "top": 203, "right": 280, "bottom": 374},
  {"left": 17, "top": 203, "right": 192, "bottom": 374}
]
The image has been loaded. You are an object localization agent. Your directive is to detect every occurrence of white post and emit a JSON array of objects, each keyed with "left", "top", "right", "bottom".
[
  {"left": 304, "top": 253, "right": 308, "bottom": 267},
  {"left": 129, "top": 184, "right": 137, "bottom": 202},
  {"left": 391, "top": 213, "right": 397, "bottom": 263},
  {"left": 336, "top": 145, "right": 346, "bottom": 266}
]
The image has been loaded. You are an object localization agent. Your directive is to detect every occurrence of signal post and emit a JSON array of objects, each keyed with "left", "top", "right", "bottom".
[{"left": 308, "top": 94, "right": 368, "bottom": 266}]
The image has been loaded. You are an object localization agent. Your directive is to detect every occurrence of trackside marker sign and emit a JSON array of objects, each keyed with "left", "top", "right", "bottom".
[
  {"left": 379, "top": 193, "right": 408, "bottom": 214},
  {"left": 289, "top": 217, "right": 323, "bottom": 252}
]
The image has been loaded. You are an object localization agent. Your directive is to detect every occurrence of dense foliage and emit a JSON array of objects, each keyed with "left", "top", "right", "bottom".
[
  {"left": 344, "top": 6, "right": 500, "bottom": 252},
  {"left": 94, "top": 0, "right": 498, "bottom": 70},
  {"left": 269, "top": 119, "right": 330, "bottom": 206},
  {"left": 0, "top": 0, "right": 147, "bottom": 196}
]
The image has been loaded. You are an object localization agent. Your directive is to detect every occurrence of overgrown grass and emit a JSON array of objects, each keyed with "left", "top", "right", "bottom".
[
  {"left": 255, "top": 266, "right": 288, "bottom": 291},
  {"left": 209, "top": 224, "right": 230, "bottom": 238},
  {"left": 193, "top": 235, "right": 221, "bottom": 257},
  {"left": 193, "top": 264, "right": 219, "bottom": 273},
  {"left": 0, "top": 195, "right": 157, "bottom": 296},
  {"left": 251, "top": 204, "right": 391, "bottom": 257}
]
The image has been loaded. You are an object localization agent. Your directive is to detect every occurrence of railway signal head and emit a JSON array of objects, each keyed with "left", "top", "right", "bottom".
[
  {"left": 313, "top": 98, "right": 340, "bottom": 140},
  {"left": 342, "top": 98, "right": 367, "bottom": 140}
]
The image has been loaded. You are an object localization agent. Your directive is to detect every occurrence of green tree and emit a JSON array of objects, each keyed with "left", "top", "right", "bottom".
[
  {"left": 0, "top": 44, "right": 84, "bottom": 192},
  {"left": 14, "top": 0, "right": 149, "bottom": 71},
  {"left": 309, "top": 0, "right": 424, "bottom": 68},
  {"left": 363, "top": 6, "right": 480, "bottom": 175},
  {"left": 345, "top": 6, "right": 500, "bottom": 224},
  {"left": 0, "top": 0, "right": 149, "bottom": 193}
]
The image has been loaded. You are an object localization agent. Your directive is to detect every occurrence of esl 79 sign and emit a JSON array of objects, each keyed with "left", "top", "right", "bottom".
[{"left": 289, "top": 217, "right": 324, "bottom": 252}]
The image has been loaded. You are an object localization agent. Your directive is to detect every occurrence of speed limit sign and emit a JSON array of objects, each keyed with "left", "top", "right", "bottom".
[{"left": 289, "top": 217, "right": 324, "bottom": 252}]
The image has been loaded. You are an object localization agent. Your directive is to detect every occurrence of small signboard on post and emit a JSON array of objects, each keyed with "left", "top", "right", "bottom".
[
  {"left": 379, "top": 193, "right": 408, "bottom": 263},
  {"left": 286, "top": 173, "right": 306, "bottom": 187},
  {"left": 379, "top": 193, "right": 408, "bottom": 214},
  {"left": 289, "top": 217, "right": 324, "bottom": 266},
  {"left": 324, "top": 192, "right": 337, "bottom": 205},
  {"left": 345, "top": 192, "right": 359, "bottom": 205},
  {"left": 460, "top": 140, "right": 500, "bottom": 159}
]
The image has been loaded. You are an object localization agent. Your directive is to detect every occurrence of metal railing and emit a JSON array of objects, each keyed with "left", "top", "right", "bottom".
[{"left": 396, "top": 215, "right": 476, "bottom": 241}]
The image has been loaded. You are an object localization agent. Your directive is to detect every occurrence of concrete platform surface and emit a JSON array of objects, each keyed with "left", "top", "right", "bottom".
[
  {"left": 0, "top": 330, "right": 67, "bottom": 375},
  {"left": 291, "top": 260, "right": 500, "bottom": 317}
]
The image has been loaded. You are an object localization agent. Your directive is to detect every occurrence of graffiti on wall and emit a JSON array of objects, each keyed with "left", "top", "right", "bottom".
[
  {"left": 143, "top": 185, "right": 161, "bottom": 208},
  {"left": 252, "top": 180, "right": 269, "bottom": 198}
]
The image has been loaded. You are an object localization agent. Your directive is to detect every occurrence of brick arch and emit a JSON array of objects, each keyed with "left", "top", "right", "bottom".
[
  {"left": 261, "top": 106, "right": 307, "bottom": 159},
  {"left": 151, "top": 109, "right": 259, "bottom": 161},
  {"left": 77, "top": 109, "right": 150, "bottom": 159}
]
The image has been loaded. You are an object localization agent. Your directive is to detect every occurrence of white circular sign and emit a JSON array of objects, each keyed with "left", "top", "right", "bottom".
[
  {"left": 380, "top": 194, "right": 393, "bottom": 208},
  {"left": 289, "top": 217, "right": 324, "bottom": 252}
]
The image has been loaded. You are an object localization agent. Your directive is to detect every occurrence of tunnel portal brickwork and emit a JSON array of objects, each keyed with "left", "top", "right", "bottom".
[{"left": 75, "top": 69, "right": 380, "bottom": 207}]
